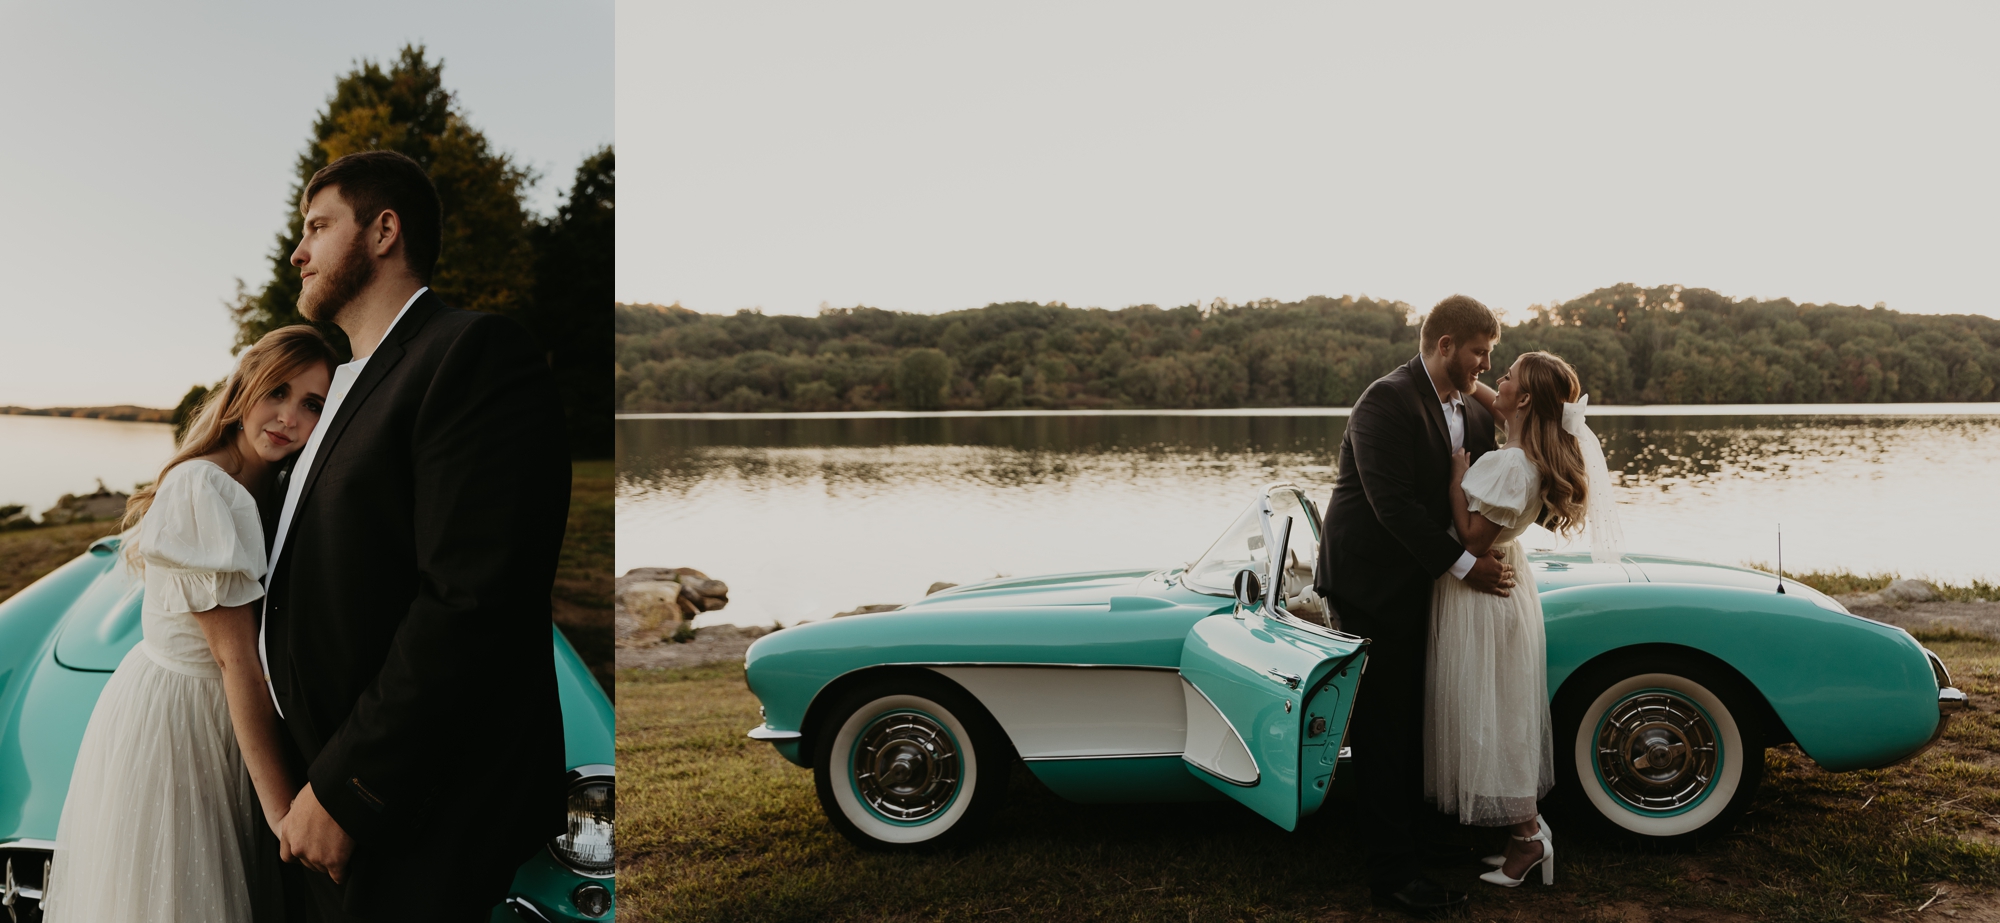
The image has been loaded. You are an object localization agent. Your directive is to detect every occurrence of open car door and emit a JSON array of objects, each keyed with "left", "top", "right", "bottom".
[{"left": 1178, "top": 498, "right": 1369, "bottom": 831}]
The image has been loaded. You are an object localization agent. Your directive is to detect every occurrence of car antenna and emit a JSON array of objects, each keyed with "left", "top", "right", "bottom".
[{"left": 1775, "top": 522, "right": 1786, "bottom": 595}]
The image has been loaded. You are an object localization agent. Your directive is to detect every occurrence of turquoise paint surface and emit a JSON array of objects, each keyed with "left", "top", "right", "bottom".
[
  {"left": 1025, "top": 755, "right": 1224, "bottom": 803},
  {"left": 748, "top": 550, "right": 1942, "bottom": 810},
  {"left": 1541, "top": 578, "right": 1936, "bottom": 771},
  {"left": 1178, "top": 611, "right": 1363, "bottom": 831}
]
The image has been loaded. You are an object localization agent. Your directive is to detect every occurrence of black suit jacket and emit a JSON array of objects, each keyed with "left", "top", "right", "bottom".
[
  {"left": 1315, "top": 354, "right": 1496, "bottom": 633},
  {"left": 265, "top": 291, "right": 570, "bottom": 913}
]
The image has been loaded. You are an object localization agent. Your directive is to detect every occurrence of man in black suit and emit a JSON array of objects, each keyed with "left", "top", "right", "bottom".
[
  {"left": 1315, "top": 294, "right": 1515, "bottom": 918},
  {"left": 258, "top": 150, "right": 571, "bottom": 920}
]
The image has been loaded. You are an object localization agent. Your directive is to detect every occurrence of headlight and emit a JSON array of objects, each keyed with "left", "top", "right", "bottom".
[{"left": 550, "top": 765, "right": 614, "bottom": 877}]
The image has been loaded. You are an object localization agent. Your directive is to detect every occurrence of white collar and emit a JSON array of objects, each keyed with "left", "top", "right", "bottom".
[{"left": 349, "top": 286, "right": 428, "bottom": 365}]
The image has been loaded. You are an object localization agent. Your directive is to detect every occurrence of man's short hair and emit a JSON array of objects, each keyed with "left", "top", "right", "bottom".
[
  {"left": 301, "top": 150, "right": 444, "bottom": 282},
  {"left": 1420, "top": 294, "right": 1500, "bottom": 355}
]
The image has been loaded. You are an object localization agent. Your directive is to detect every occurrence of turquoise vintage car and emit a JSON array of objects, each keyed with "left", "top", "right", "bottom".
[
  {"left": 744, "top": 484, "right": 1963, "bottom": 849},
  {"left": 0, "top": 535, "right": 615, "bottom": 922}
]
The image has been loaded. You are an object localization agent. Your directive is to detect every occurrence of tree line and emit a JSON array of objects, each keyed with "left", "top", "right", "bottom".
[
  {"left": 203, "top": 45, "right": 611, "bottom": 456},
  {"left": 615, "top": 284, "right": 2000, "bottom": 413}
]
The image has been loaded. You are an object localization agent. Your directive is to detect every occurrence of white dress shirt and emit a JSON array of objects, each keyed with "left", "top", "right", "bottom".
[
  {"left": 1439, "top": 389, "right": 1480, "bottom": 581},
  {"left": 258, "top": 287, "right": 427, "bottom": 714}
]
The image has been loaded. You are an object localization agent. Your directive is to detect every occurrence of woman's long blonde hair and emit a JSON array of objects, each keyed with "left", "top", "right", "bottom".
[
  {"left": 122, "top": 326, "right": 337, "bottom": 555},
  {"left": 1503, "top": 351, "right": 1589, "bottom": 536}
]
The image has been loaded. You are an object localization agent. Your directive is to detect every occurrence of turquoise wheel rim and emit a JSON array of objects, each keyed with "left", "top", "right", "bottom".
[
  {"left": 847, "top": 706, "right": 965, "bottom": 827},
  {"left": 1590, "top": 686, "right": 1725, "bottom": 818}
]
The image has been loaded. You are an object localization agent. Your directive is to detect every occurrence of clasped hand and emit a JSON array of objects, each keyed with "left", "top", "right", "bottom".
[
  {"left": 277, "top": 782, "right": 356, "bottom": 884},
  {"left": 1465, "top": 548, "right": 1515, "bottom": 597}
]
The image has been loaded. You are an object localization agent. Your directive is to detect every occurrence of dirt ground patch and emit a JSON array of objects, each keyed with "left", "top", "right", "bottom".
[{"left": 1849, "top": 598, "right": 2000, "bottom": 644}]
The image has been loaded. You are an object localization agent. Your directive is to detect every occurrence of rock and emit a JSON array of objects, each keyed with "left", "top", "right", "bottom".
[
  {"left": 614, "top": 567, "right": 732, "bottom": 647},
  {"left": 1880, "top": 578, "right": 1936, "bottom": 604},
  {"left": 926, "top": 581, "right": 958, "bottom": 596},
  {"left": 833, "top": 604, "right": 902, "bottom": 618},
  {"left": 683, "top": 576, "right": 729, "bottom": 599},
  {"left": 40, "top": 481, "right": 129, "bottom": 526},
  {"left": 615, "top": 623, "right": 779, "bottom": 670},
  {"left": 619, "top": 579, "right": 689, "bottom": 642}
]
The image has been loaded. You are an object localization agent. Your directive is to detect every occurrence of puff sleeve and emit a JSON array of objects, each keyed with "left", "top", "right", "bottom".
[
  {"left": 1461, "top": 447, "right": 1541, "bottom": 529},
  {"left": 137, "top": 461, "right": 268, "bottom": 613}
]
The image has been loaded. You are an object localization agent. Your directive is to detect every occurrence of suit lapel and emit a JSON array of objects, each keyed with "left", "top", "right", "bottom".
[
  {"left": 291, "top": 293, "right": 442, "bottom": 520},
  {"left": 1407, "top": 356, "right": 1453, "bottom": 451}
]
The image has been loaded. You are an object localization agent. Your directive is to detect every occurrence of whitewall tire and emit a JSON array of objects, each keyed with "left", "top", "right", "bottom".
[
  {"left": 1554, "top": 656, "right": 1765, "bottom": 844},
  {"left": 813, "top": 676, "right": 1009, "bottom": 850}
]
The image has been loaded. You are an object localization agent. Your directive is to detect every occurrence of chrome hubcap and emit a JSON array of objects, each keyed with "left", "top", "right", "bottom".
[
  {"left": 854, "top": 711, "right": 960, "bottom": 822},
  {"left": 1595, "top": 691, "right": 1718, "bottom": 812}
]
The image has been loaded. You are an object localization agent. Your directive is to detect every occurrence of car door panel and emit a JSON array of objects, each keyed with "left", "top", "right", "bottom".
[{"left": 1180, "top": 610, "right": 1367, "bottom": 830}]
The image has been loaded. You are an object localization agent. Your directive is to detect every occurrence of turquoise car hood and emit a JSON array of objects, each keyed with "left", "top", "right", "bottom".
[
  {"left": 902, "top": 569, "right": 1163, "bottom": 612},
  {"left": 867, "top": 553, "right": 1833, "bottom": 618}
]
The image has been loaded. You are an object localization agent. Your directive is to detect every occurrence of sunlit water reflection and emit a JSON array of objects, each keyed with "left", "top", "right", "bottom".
[
  {"left": 620, "top": 411, "right": 1997, "bottom": 627},
  {"left": 0, "top": 416, "right": 176, "bottom": 517}
]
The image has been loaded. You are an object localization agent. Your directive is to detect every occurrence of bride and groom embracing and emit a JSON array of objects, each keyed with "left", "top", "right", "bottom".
[
  {"left": 1316, "top": 295, "right": 1620, "bottom": 918},
  {"left": 42, "top": 151, "right": 573, "bottom": 921}
]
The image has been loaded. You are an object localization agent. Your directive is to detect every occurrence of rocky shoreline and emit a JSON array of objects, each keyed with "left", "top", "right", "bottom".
[{"left": 1834, "top": 579, "right": 2000, "bottom": 642}]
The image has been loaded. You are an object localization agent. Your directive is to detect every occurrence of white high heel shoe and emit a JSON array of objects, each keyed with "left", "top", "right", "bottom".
[
  {"left": 1478, "top": 819, "right": 1554, "bottom": 888},
  {"left": 1482, "top": 813, "right": 1549, "bottom": 867}
]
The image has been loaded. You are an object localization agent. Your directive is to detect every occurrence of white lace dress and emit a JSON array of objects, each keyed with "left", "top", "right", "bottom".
[
  {"left": 43, "top": 460, "right": 281, "bottom": 922},
  {"left": 1425, "top": 447, "right": 1556, "bottom": 827}
]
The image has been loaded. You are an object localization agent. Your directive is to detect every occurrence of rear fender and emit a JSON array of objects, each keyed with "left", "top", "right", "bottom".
[{"left": 1542, "top": 582, "right": 1936, "bottom": 771}]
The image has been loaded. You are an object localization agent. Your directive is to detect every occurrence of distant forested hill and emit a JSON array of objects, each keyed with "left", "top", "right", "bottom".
[{"left": 616, "top": 284, "right": 2000, "bottom": 412}]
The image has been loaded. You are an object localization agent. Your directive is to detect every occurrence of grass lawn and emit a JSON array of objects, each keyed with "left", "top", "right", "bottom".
[
  {"left": 1, "top": 460, "right": 614, "bottom": 695},
  {"left": 0, "top": 519, "right": 124, "bottom": 603},
  {"left": 615, "top": 637, "right": 2000, "bottom": 922},
  {"left": 555, "top": 458, "right": 614, "bottom": 694}
]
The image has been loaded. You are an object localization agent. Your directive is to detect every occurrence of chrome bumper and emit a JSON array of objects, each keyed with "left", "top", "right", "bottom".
[{"left": 747, "top": 724, "right": 803, "bottom": 742}]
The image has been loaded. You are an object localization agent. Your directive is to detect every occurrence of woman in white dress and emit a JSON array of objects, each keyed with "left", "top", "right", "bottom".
[
  {"left": 1426, "top": 350, "right": 1593, "bottom": 889},
  {"left": 42, "top": 326, "right": 337, "bottom": 923}
]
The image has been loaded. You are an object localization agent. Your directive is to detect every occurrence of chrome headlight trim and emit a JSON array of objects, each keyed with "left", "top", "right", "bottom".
[
  {"left": 1924, "top": 647, "right": 1954, "bottom": 690},
  {"left": 548, "top": 764, "right": 615, "bottom": 879}
]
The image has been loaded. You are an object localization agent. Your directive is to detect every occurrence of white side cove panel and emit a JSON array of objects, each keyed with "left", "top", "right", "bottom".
[
  {"left": 1180, "top": 677, "right": 1259, "bottom": 785},
  {"left": 927, "top": 667, "right": 1187, "bottom": 760}
]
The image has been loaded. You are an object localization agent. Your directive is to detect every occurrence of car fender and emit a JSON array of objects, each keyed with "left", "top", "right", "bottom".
[
  {"left": 1542, "top": 582, "right": 1937, "bottom": 771},
  {"left": 745, "top": 599, "right": 1221, "bottom": 767}
]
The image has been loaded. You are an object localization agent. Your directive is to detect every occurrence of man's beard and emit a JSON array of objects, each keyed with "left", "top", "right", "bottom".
[
  {"left": 1449, "top": 361, "right": 1477, "bottom": 394},
  {"left": 297, "top": 229, "right": 375, "bottom": 323}
]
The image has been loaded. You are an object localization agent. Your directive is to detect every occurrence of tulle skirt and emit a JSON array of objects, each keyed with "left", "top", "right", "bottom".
[
  {"left": 1424, "top": 540, "right": 1555, "bottom": 827},
  {"left": 42, "top": 643, "right": 279, "bottom": 923}
]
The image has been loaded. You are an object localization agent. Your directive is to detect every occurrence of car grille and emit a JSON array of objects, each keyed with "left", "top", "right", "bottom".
[{"left": 1, "top": 845, "right": 51, "bottom": 922}]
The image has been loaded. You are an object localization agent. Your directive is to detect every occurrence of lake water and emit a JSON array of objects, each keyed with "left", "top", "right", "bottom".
[
  {"left": 0, "top": 415, "right": 177, "bottom": 517},
  {"left": 616, "top": 406, "right": 2000, "bottom": 628}
]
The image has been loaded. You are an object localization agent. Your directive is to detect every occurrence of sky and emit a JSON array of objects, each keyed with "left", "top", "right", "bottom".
[
  {"left": 0, "top": 0, "right": 612, "bottom": 407},
  {"left": 622, "top": 2, "right": 1998, "bottom": 325}
]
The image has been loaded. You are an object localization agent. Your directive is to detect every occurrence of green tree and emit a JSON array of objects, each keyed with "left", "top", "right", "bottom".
[
  {"left": 169, "top": 383, "right": 211, "bottom": 445},
  {"left": 527, "top": 146, "right": 614, "bottom": 457},
  {"left": 895, "top": 349, "right": 952, "bottom": 410},
  {"left": 229, "top": 44, "right": 535, "bottom": 357}
]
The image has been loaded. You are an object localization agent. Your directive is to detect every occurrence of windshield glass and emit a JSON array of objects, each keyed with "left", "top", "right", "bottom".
[{"left": 1184, "top": 486, "right": 1321, "bottom": 596}]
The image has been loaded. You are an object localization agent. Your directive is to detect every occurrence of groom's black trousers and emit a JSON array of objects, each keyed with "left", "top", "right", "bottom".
[{"left": 1335, "top": 581, "right": 1439, "bottom": 892}]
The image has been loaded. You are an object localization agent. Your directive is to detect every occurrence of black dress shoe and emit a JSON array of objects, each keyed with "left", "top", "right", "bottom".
[{"left": 1372, "top": 876, "right": 1470, "bottom": 919}]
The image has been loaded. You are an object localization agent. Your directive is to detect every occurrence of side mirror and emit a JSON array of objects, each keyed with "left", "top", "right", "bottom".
[{"left": 1232, "top": 568, "right": 1263, "bottom": 617}]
